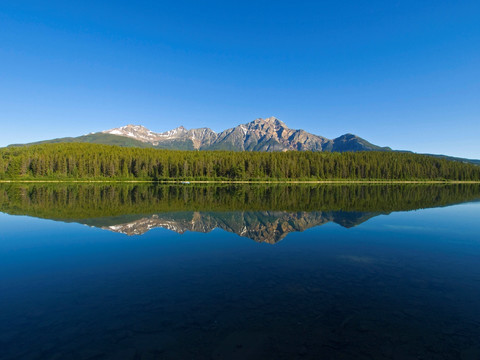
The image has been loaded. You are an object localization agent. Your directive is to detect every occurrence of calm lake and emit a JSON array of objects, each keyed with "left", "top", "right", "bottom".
[{"left": 0, "top": 184, "right": 479, "bottom": 359}]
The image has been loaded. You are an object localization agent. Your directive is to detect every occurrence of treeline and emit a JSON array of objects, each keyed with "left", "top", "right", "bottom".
[
  {"left": 1, "top": 183, "right": 480, "bottom": 220},
  {"left": 1, "top": 143, "right": 480, "bottom": 180}
]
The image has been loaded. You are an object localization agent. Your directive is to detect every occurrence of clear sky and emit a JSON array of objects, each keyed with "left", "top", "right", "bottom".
[{"left": 1, "top": 1, "right": 479, "bottom": 158}]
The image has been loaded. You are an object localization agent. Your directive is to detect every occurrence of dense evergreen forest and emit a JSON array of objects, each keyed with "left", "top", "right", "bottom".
[
  {"left": 1, "top": 183, "right": 480, "bottom": 220},
  {"left": 1, "top": 143, "right": 479, "bottom": 181}
]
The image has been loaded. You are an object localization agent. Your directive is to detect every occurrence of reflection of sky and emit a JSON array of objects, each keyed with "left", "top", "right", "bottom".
[
  {"left": 0, "top": 202, "right": 479, "bottom": 293},
  {"left": 1, "top": 202, "right": 480, "bottom": 360},
  {"left": 355, "top": 202, "right": 480, "bottom": 239}
]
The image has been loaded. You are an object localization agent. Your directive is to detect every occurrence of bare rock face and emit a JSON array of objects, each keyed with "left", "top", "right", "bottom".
[
  {"left": 210, "top": 117, "right": 330, "bottom": 151},
  {"left": 102, "top": 117, "right": 390, "bottom": 152},
  {"left": 103, "top": 124, "right": 218, "bottom": 150},
  {"left": 187, "top": 128, "right": 218, "bottom": 149}
]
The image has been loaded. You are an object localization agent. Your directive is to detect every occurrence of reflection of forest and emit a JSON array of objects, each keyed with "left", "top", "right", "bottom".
[{"left": 0, "top": 184, "right": 479, "bottom": 242}]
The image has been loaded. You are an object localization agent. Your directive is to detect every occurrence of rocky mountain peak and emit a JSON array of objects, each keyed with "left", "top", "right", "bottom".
[
  {"left": 249, "top": 116, "right": 286, "bottom": 128},
  {"left": 103, "top": 124, "right": 158, "bottom": 143},
  {"left": 159, "top": 126, "right": 188, "bottom": 138},
  {"left": 265, "top": 116, "right": 286, "bottom": 125},
  {"left": 119, "top": 124, "right": 150, "bottom": 132}
]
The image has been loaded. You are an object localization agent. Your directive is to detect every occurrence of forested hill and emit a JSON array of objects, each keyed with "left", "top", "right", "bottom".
[{"left": 0, "top": 143, "right": 479, "bottom": 181}]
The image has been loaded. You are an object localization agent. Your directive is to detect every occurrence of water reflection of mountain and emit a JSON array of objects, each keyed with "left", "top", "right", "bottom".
[
  {"left": 1, "top": 183, "right": 479, "bottom": 243},
  {"left": 90, "top": 211, "right": 382, "bottom": 243}
]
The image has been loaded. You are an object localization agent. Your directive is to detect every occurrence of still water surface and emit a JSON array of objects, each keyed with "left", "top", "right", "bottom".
[{"left": 0, "top": 184, "right": 479, "bottom": 359}]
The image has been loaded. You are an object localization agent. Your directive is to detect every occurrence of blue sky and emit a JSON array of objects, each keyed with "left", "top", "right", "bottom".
[{"left": 1, "top": 1, "right": 479, "bottom": 158}]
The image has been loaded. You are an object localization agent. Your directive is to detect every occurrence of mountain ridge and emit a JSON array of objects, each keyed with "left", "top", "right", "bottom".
[
  {"left": 10, "top": 117, "right": 391, "bottom": 153},
  {"left": 100, "top": 117, "right": 390, "bottom": 152}
]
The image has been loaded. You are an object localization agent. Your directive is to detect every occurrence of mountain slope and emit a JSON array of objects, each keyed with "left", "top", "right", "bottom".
[
  {"left": 419, "top": 153, "right": 480, "bottom": 166},
  {"left": 102, "top": 124, "right": 218, "bottom": 150},
  {"left": 9, "top": 133, "right": 153, "bottom": 148},
  {"left": 331, "top": 133, "right": 390, "bottom": 152}
]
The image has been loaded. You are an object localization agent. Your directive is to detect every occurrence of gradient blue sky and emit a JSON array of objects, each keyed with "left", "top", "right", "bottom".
[{"left": 1, "top": 1, "right": 479, "bottom": 158}]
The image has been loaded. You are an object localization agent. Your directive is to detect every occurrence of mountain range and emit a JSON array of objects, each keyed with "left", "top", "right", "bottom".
[
  {"left": 9, "top": 116, "right": 480, "bottom": 164},
  {"left": 11, "top": 117, "right": 390, "bottom": 153}
]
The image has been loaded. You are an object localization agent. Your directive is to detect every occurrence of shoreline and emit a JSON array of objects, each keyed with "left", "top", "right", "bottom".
[{"left": 0, "top": 180, "right": 479, "bottom": 184}]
